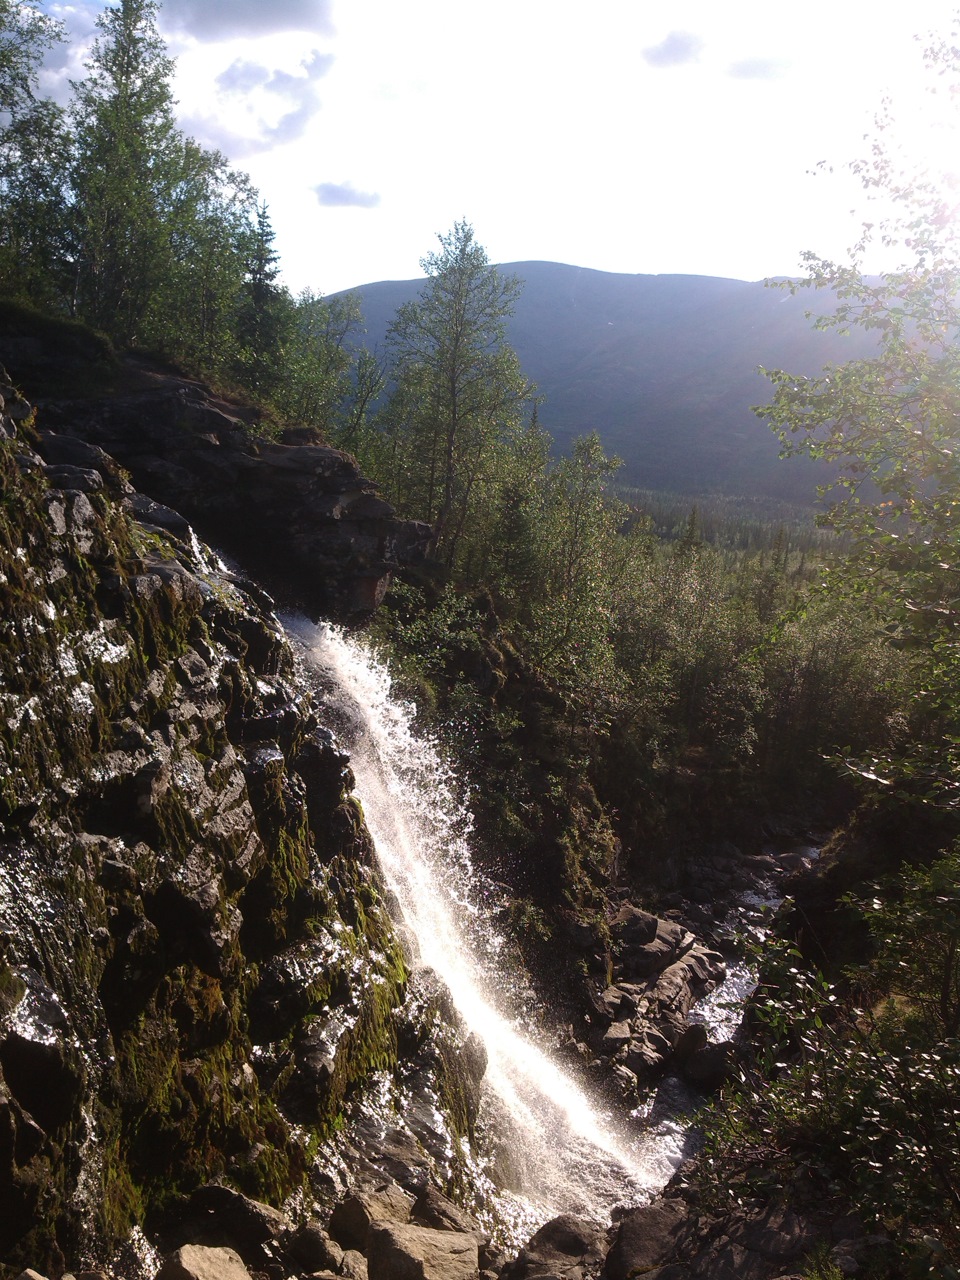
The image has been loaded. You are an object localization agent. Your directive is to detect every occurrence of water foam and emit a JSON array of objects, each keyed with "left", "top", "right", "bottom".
[{"left": 289, "top": 619, "right": 693, "bottom": 1225}]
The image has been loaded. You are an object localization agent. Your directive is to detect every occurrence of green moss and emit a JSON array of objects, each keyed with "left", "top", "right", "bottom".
[
  {"left": 0, "top": 963, "right": 25, "bottom": 1017},
  {"left": 0, "top": 412, "right": 428, "bottom": 1267}
]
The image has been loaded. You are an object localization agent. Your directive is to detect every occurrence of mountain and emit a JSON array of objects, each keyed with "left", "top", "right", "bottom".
[{"left": 335, "top": 262, "right": 876, "bottom": 504}]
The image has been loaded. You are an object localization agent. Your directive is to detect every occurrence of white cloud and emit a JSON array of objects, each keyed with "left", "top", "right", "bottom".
[
  {"left": 642, "top": 31, "right": 704, "bottom": 68},
  {"left": 315, "top": 181, "right": 380, "bottom": 208}
]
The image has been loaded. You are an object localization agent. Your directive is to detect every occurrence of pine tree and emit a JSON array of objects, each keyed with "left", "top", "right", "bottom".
[{"left": 233, "top": 202, "right": 292, "bottom": 394}]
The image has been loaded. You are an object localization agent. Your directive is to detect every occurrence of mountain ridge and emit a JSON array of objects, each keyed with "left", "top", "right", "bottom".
[{"left": 335, "top": 261, "right": 875, "bottom": 504}]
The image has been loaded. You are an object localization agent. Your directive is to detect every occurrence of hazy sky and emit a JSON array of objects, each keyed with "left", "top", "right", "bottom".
[{"left": 42, "top": 0, "right": 960, "bottom": 294}]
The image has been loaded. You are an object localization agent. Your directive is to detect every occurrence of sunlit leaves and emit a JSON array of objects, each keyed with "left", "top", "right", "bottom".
[
  {"left": 755, "top": 58, "right": 960, "bottom": 805},
  {"left": 702, "top": 923, "right": 960, "bottom": 1267}
]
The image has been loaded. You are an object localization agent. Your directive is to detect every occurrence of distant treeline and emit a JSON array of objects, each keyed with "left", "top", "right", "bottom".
[{"left": 615, "top": 485, "right": 839, "bottom": 554}]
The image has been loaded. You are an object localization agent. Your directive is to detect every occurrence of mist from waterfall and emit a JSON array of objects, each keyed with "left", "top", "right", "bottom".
[{"left": 288, "top": 618, "right": 695, "bottom": 1227}]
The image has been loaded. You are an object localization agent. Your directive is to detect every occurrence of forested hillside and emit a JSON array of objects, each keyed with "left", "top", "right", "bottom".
[{"left": 333, "top": 262, "right": 878, "bottom": 501}]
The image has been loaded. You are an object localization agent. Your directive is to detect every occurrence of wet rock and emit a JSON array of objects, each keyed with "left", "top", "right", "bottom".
[
  {"left": 42, "top": 463, "right": 104, "bottom": 492},
  {"left": 293, "top": 731, "right": 354, "bottom": 848},
  {"left": 248, "top": 943, "right": 331, "bottom": 1043},
  {"left": 156, "top": 1245, "right": 253, "bottom": 1280},
  {"left": 681, "top": 1041, "right": 736, "bottom": 1092},
  {"left": 641, "top": 948, "right": 726, "bottom": 1039},
  {"left": 462, "top": 1031, "right": 488, "bottom": 1086},
  {"left": 36, "top": 430, "right": 131, "bottom": 491},
  {"left": 44, "top": 379, "right": 430, "bottom": 622},
  {"left": 366, "top": 1222, "right": 478, "bottom": 1280},
  {"left": 129, "top": 493, "right": 194, "bottom": 537},
  {"left": 328, "top": 1185, "right": 416, "bottom": 1252},
  {"left": 502, "top": 1214, "right": 604, "bottom": 1280},
  {"left": 411, "top": 1184, "right": 479, "bottom": 1235},
  {"left": 604, "top": 1201, "right": 691, "bottom": 1280},
  {"left": 609, "top": 1062, "right": 639, "bottom": 1100},
  {"left": 0, "top": 967, "right": 85, "bottom": 1134}
]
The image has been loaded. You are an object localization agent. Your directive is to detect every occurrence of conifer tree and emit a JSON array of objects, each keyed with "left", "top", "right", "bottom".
[{"left": 233, "top": 202, "right": 292, "bottom": 394}]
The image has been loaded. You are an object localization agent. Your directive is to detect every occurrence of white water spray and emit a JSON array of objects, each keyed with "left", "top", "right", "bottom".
[{"left": 288, "top": 619, "right": 694, "bottom": 1225}]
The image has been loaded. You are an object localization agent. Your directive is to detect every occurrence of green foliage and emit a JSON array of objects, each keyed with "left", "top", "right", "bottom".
[
  {"left": 69, "top": 0, "right": 183, "bottom": 340},
  {"left": 857, "top": 847, "right": 960, "bottom": 1038},
  {"left": 516, "top": 433, "right": 626, "bottom": 693},
  {"left": 0, "top": 2, "right": 69, "bottom": 302},
  {"left": 702, "top": 860, "right": 960, "bottom": 1272},
  {"left": 380, "top": 220, "right": 536, "bottom": 568},
  {"left": 231, "top": 201, "right": 292, "bottom": 394},
  {"left": 275, "top": 289, "right": 373, "bottom": 434},
  {"left": 756, "top": 36, "right": 960, "bottom": 807},
  {"left": 0, "top": 0, "right": 60, "bottom": 115}
]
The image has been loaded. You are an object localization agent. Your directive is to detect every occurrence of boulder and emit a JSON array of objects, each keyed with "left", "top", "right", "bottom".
[
  {"left": 604, "top": 1201, "right": 690, "bottom": 1280},
  {"left": 502, "top": 1214, "right": 604, "bottom": 1280},
  {"left": 340, "top": 1251, "right": 370, "bottom": 1280},
  {"left": 287, "top": 1223, "right": 345, "bottom": 1273},
  {"left": 186, "top": 1184, "right": 289, "bottom": 1251},
  {"left": 724, "top": 1205, "right": 818, "bottom": 1262},
  {"left": 609, "top": 905, "right": 660, "bottom": 946},
  {"left": 156, "top": 1245, "right": 253, "bottom": 1280},
  {"left": 601, "top": 1021, "right": 632, "bottom": 1051},
  {"left": 328, "top": 1185, "right": 416, "bottom": 1252},
  {"left": 681, "top": 1041, "right": 736, "bottom": 1092},
  {"left": 366, "top": 1222, "right": 479, "bottom": 1280},
  {"left": 411, "top": 1184, "right": 479, "bottom": 1235}
]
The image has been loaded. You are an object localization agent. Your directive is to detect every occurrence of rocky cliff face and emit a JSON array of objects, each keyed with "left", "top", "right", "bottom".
[
  {"left": 38, "top": 374, "right": 430, "bottom": 623},
  {"left": 0, "top": 372, "right": 468, "bottom": 1276}
]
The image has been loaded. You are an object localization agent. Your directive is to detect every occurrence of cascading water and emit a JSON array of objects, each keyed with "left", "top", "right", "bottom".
[{"left": 287, "top": 618, "right": 696, "bottom": 1229}]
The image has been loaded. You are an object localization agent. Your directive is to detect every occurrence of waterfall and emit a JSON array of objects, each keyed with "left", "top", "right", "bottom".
[{"left": 287, "top": 618, "right": 695, "bottom": 1227}]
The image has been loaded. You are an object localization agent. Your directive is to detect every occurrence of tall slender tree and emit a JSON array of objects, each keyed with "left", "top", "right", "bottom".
[
  {"left": 233, "top": 202, "right": 292, "bottom": 394},
  {"left": 383, "top": 221, "right": 535, "bottom": 566},
  {"left": 69, "top": 0, "right": 184, "bottom": 340}
]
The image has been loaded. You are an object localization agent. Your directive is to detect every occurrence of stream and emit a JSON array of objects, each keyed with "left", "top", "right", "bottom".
[{"left": 288, "top": 618, "right": 781, "bottom": 1243}]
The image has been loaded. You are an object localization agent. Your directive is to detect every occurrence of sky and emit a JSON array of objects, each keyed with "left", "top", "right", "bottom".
[{"left": 40, "top": 0, "right": 960, "bottom": 296}]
